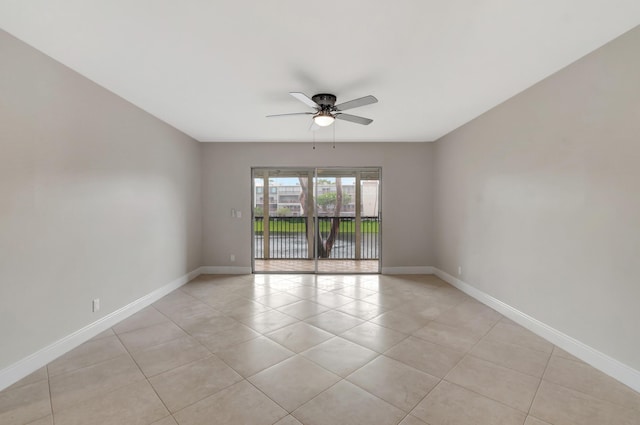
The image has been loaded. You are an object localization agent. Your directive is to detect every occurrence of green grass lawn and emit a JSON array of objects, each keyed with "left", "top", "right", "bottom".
[{"left": 254, "top": 218, "right": 379, "bottom": 234}]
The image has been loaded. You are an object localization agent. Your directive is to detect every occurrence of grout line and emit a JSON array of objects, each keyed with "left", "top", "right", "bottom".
[
  {"left": 112, "top": 330, "right": 174, "bottom": 417},
  {"left": 526, "top": 345, "right": 554, "bottom": 418},
  {"left": 47, "top": 364, "right": 55, "bottom": 425}
]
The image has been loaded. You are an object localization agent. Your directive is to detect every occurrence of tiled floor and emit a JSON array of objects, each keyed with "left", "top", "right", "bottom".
[
  {"left": 254, "top": 259, "right": 379, "bottom": 273},
  {"left": 2, "top": 274, "right": 640, "bottom": 425}
]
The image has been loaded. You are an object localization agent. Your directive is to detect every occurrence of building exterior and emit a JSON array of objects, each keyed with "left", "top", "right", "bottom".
[{"left": 253, "top": 180, "right": 379, "bottom": 217}]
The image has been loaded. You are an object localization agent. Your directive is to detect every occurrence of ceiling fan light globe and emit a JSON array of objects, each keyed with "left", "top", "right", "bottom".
[{"left": 314, "top": 115, "right": 335, "bottom": 127}]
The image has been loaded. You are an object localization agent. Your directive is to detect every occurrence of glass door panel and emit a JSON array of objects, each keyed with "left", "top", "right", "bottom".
[{"left": 252, "top": 167, "right": 380, "bottom": 274}]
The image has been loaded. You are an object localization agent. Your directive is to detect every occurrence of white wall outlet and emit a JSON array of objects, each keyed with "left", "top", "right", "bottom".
[
  {"left": 231, "top": 208, "right": 236, "bottom": 218},
  {"left": 236, "top": 210, "right": 242, "bottom": 218},
  {"left": 458, "top": 266, "right": 462, "bottom": 276},
  {"left": 92, "top": 298, "right": 100, "bottom": 312},
  {"left": 230, "top": 254, "right": 235, "bottom": 262}
]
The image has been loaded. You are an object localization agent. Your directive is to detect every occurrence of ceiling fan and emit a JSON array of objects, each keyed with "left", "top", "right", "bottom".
[{"left": 267, "top": 92, "right": 378, "bottom": 127}]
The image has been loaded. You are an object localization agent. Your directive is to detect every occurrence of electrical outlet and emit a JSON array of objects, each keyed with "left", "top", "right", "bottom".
[
  {"left": 236, "top": 210, "right": 242, "bottom": 218},
  {"left": 230, "top": 254, "right": 235, "bottom": 262},
  {"left": 92, "top": 298, "right": 100, "bottom": 312},
  {"left": 458, "top": 266, "right": 462, "bottom": 276},
  {"left": 231, "top": 208, "right": 236, "bottom": 218}
]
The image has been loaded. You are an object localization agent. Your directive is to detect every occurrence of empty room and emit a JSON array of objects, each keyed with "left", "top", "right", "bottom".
[{"left": 1, "top": 2, "right": 639, "bottom": 425}]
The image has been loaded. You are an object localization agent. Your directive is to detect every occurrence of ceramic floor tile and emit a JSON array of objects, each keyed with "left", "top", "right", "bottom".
[
  {"left": 301, "top": 337, "right": 378, "bottom": 377},
  {"left": 551, "top": 346, "right": 584, "bottom": 363},
  {"left": 282, "top": 286, "right": 328, "bottom": 299},
  {"left": 402, "top": 299, "right": 454, "bottom": 322},
  {"left": 194, "top": 321, "right": 261, "bottom": 353},
  {"left": 412, "top": 321, "right": 483, "bottom": 352},
  {"left": 484, "top": 321, "right": 553, "bottom": 354},
  {"left": 25, "top": 415, "right": 53, "bottom": 425},
  {"left": 216, "top": 336, "right": 294, "bottom": 377},
  {"left": 292, "top": 380, "right": 405, "bottom": 425},
  {"left": 470, "top": 338, "right": 551, "bottom": 377},
  {"left": 182, "top": 315, "right": 240, "bottom": 339},
  {"left": 239, "top": 310, "right": 299, "bottom": 333},
  {"left": 118, "top": 321, "right": 188, "bottom": 352},
  {"left": 53, "top": 380, "right": 167, "bottom": 425},
  {"left": 305, "top": 310, "right": 365, "bottom": 334},
  {"left": 173, "top": 380, "right": 287, "bottom": 425},
  {"left": 150, "top": 416, "right": 179, "bottom": 425},
  {"left": 347, "top": 355, "right": 439, "bottom": 412},
  {"left": 531, "top": 380, "right": 639, "bottom": 425},
  {"left": 360, "top": 293, "right": 405, "bottom": 309},
  {"left": 5, "top": 273, "right": 637, "bottom": 425},
  {"left": 310, "top": 292, "right": 354, "bottom": 308},
  {"left": 277, "top": 300, "right": 330, "bottom": 320},
  {"left": 398, "top": 415, "right": 428, "bottom": 425},
  {"left": 112, "top": 306, "right": 170, "bottom": 334},
  {"left": 433, "top": 302, "right": 501, "bottom": 335},
  {"left": 90, "top": 328, "right": 116, "bottom": 341},
  {"left": 48, "top": 335, "right": 127, "bottom": 377},
  {"left": 340, "top": 321, "right": 407, "bottom": 352},
  {"left": 159, "top": 302, "right": 224, "bottom": 331},
  {"left": 384, "top": 336, "right": 464, "bottom": 378},
  {"left": 274, "top": 415, "right": 304, "bottom": 425},
  {"left": 266, "top": 322, "right": 334, "bottom": 353},
  {"left": 543, "top": 355, "right": 640, "bottom": 411},
  {"left": 0, "top": 380, "right": 51, "bottom": 425},
  {"left": 370, "top": 310, "right": 427, "bottom": 334},
  {"left": 218, "top": 298, "right": 271, "bottom": 319},
  {"left": 445, "top": 355, "right": 540, "bottom": 412},
  {"left": 336, "top": 300, "right": 387, "bottom": 320},
  {"left": 5, "top": 367, "right": 47, "bottom": 391},
  {"left": 411, "top": 381, "right": 526, "bottom": 425},
  {"left": 524, "top": 416, "right": 552, "bottom": 425},
  {"left": 149, "top": 355, "right": 242, "bottom": 413},
  {"left": 249, "top": 355, "right": 340, "bottom": 412},
  {"left": 332, "top": 286, "right": 377, "bottom": 300},
  {"left": 49, "top": 354, "right": 145, "bottom": 412},
  {"left": 130, "top": 335, "right": 211, "bottom": 377},
  {"left": 254, "top": 292, "right": 301, "bottom": 308}
]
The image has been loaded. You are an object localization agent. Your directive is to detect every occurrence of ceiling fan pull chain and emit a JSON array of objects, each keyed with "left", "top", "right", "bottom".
[{"left": 333, "top": 121, "right": 336, "bottom": 149}]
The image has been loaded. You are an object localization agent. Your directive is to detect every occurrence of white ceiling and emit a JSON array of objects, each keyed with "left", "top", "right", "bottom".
[{"left": 1, "top": 1, "right": 638, "bottom": 143}]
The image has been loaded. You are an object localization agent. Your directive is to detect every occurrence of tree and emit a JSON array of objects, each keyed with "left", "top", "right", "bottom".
[
  {"left": 254, "top": 206, "right": 264, "bottom": 216},
  {"left": 316, "top": 192, "right": 352, "bottom": 213},
  {"left": 276, "top": 207, "right": 292, "bottom": 217},
  {"left": 298, "top": 176, "right": 344, "bottom": 258}
]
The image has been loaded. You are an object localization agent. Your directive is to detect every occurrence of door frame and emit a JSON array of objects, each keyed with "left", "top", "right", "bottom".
[{"left": 250, "top": 166, "right": 382, "bottom": 274}]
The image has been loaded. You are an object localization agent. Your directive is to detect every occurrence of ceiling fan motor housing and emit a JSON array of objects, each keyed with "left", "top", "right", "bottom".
[{"left": 312, "top": 93, "right": 337, "bottom": 110}]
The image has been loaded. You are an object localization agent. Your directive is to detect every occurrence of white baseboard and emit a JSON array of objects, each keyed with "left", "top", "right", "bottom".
[
  {"left": 0, "top": 267, "right": 203, "bottom": 392},
  {"left": 200, "top": 266, "right": 252, "bottom": 275},
  {"left": 382, "top": 266, "right": 434, "bottom": 275},
  {"left": 432, "top": 267, "right": 640, "bottom": 393}
]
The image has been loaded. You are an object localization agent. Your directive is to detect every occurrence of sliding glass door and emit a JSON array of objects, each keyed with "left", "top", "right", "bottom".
[{"left": 251, "top": 167, "right": 381, "bottom": 274}]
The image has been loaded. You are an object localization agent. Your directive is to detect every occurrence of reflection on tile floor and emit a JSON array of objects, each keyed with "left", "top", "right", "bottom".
[
  {"left": 2, "top": 274, "right": 639, "bottom": 425},
  {"left": 254, "top": 259, "right": 379, "bottom": 273}
]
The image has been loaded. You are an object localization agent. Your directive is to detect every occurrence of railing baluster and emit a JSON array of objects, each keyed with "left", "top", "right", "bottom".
[{"left": 253, "top": 216, "right": 379, "bottom": 262}]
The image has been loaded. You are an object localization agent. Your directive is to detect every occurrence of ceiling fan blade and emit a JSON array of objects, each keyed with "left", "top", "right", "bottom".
[
  {"left": 334, "top": 95, "right": 378, "bottom": 111},
  {"left": 289, "top": 92, "right": 319, "bottom": 109},
  {"left": 266, "top": 112, "right": 314, "bottom": 118},
  {"left": 335, "top": 113, "right": 373, "bottom": 125}
]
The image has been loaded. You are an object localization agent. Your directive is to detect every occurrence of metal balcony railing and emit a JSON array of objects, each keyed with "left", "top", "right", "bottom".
[{"left": 254, "top": 216, "right": 379, "bottom": 260}]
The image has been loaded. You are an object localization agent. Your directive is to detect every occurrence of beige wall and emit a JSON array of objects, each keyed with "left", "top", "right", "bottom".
[
  {"left": 202, "top": 142, "right": 434, "bottom": 270},
  {"left": 0, "top": 30, "right": 202, "bottom": 369},
  {"left": 433, "top": 26, "right": 640, "bottom": 370}
]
